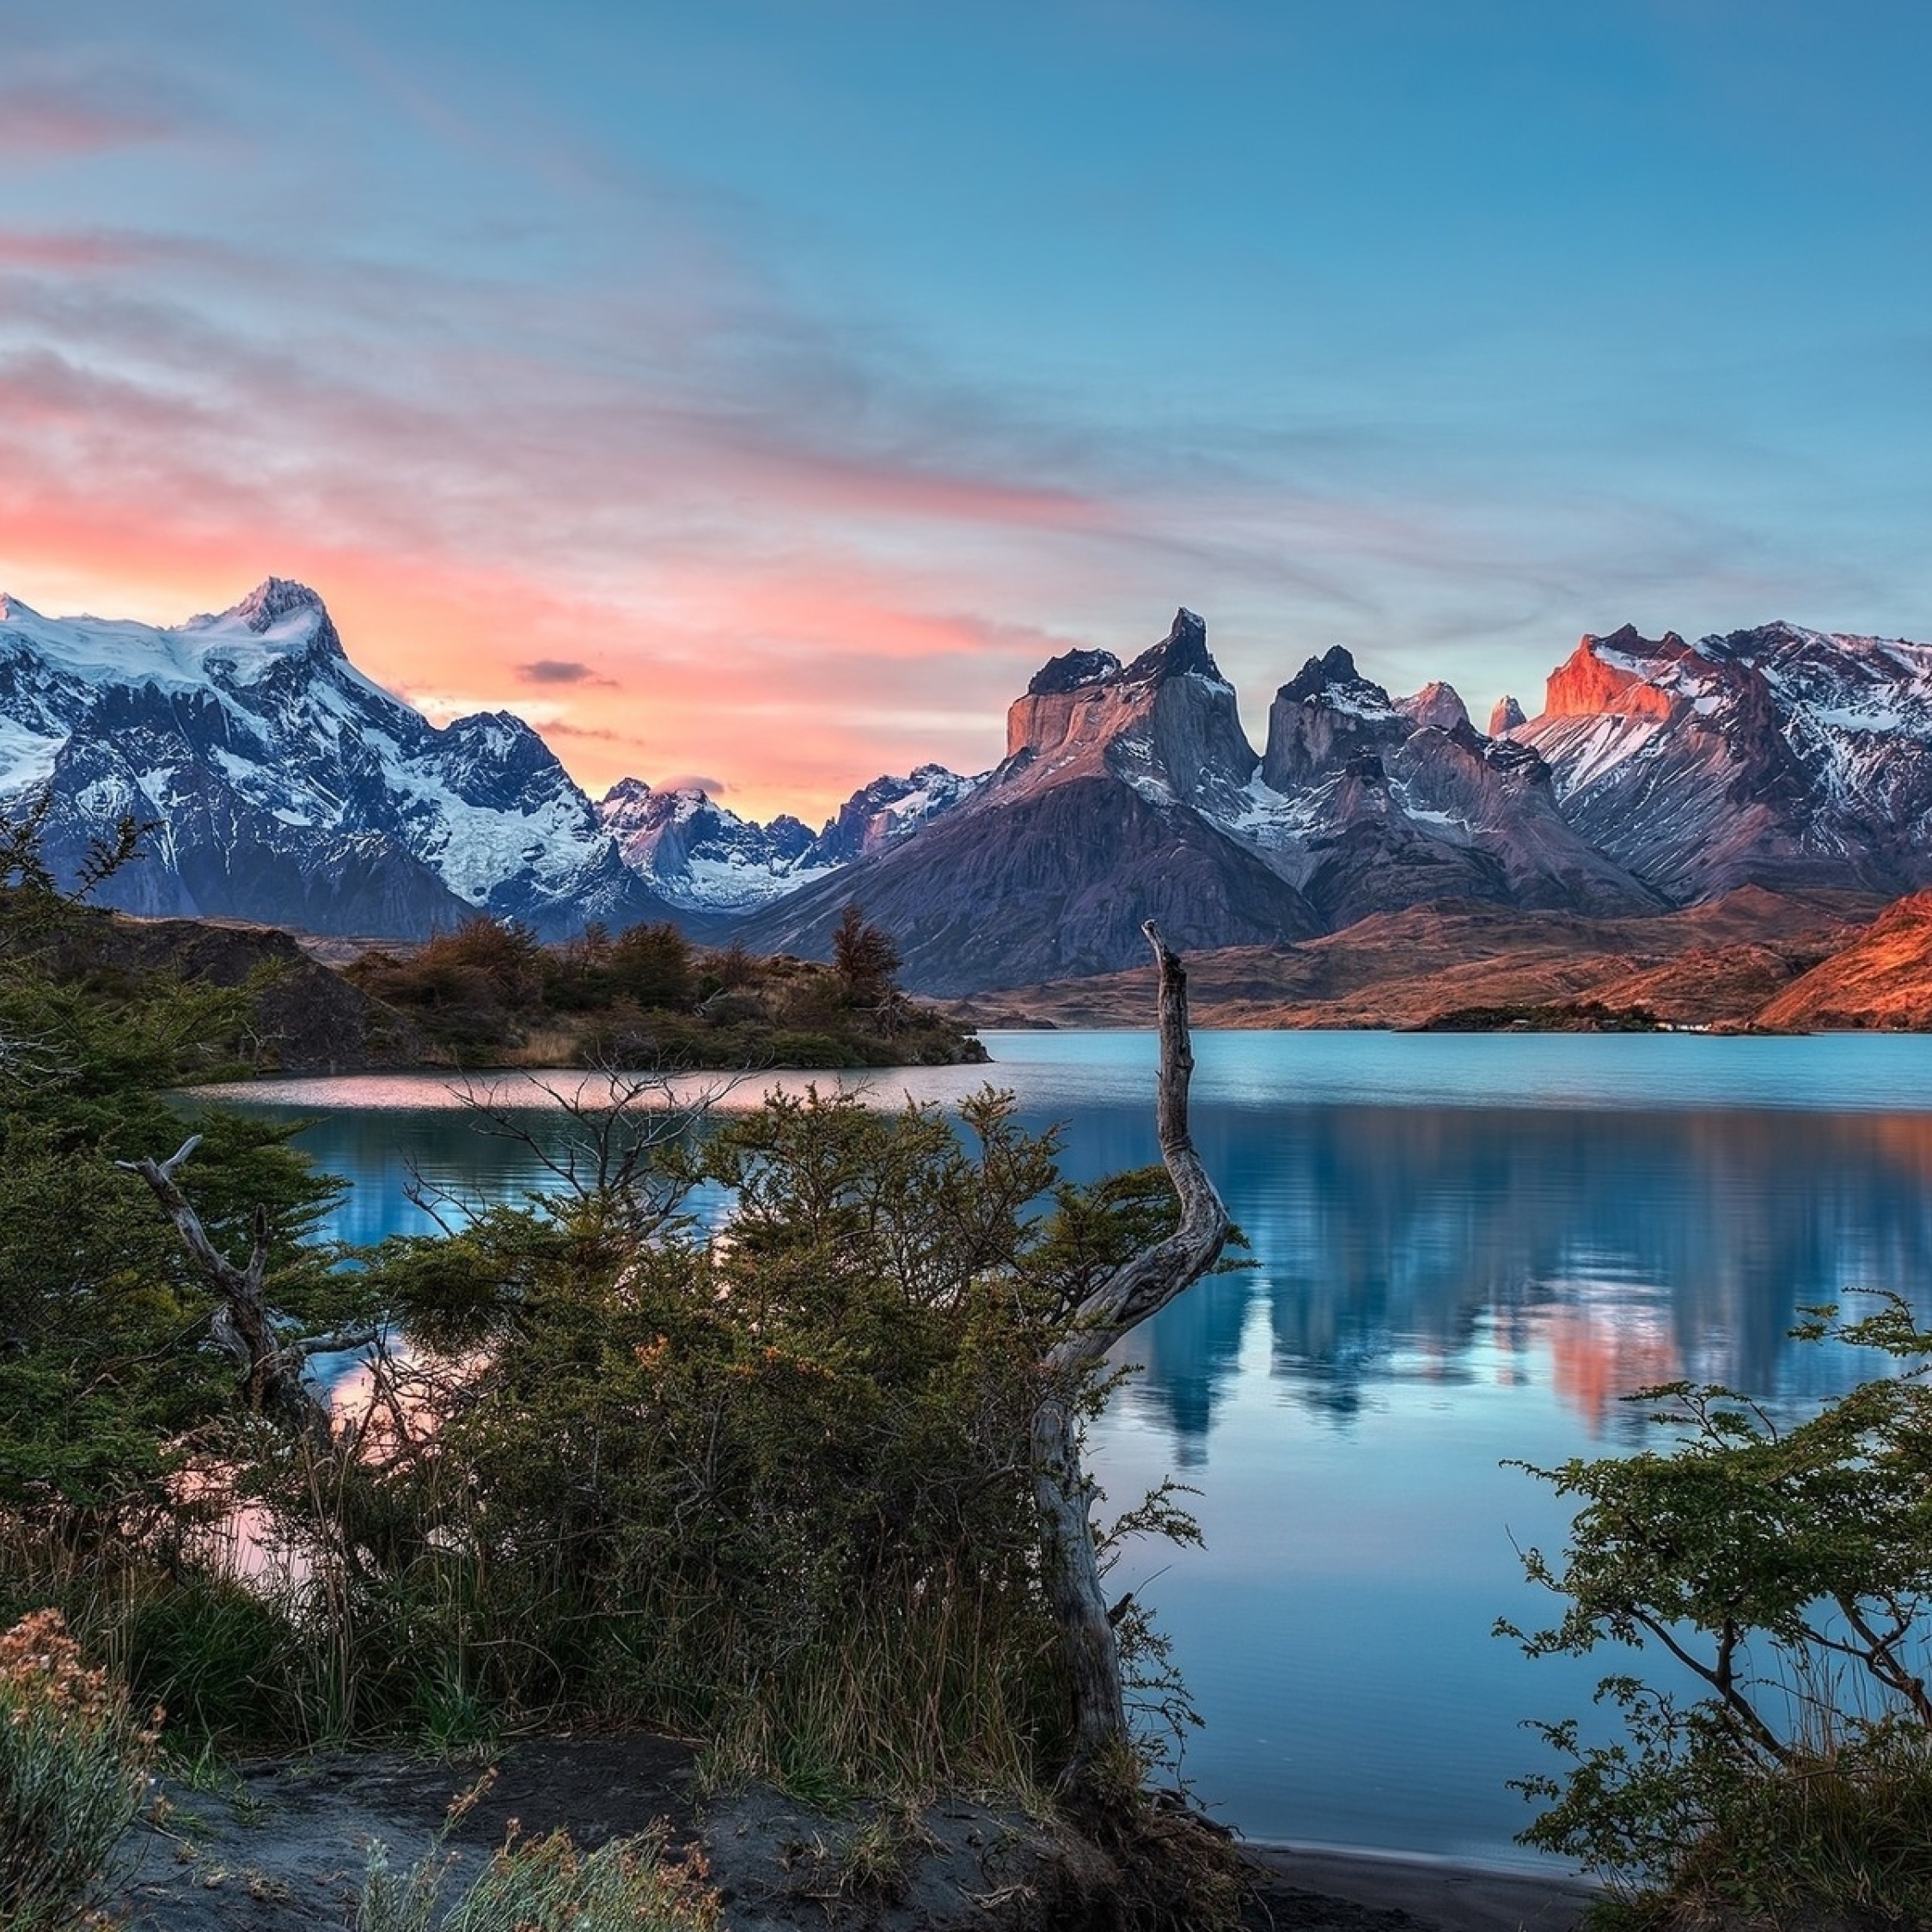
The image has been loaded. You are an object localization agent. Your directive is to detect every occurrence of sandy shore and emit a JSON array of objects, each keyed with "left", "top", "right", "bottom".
[{"left": 1245, "top": 1843, "right": 1597, "bottom": 1932}]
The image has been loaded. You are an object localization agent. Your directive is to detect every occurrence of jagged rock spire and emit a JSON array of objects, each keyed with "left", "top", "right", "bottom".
[{"left": 231, "top": 578, "right": 329, "bottom": 633}]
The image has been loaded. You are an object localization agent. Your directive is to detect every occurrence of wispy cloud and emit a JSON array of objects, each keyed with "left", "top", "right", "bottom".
[
  {"left": 0, "top": 229, "right": 147, "bottom": 271},
  {"left": 517, "top": 659, "right": 616, "bottom": 687},
  {"left": 0, "top": 199, "right": 1807, "bottom": 810}
]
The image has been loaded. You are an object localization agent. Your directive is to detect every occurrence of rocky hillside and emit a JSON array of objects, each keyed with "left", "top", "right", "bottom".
[
  {"left": 948, "top": 887, "right": 1886, "bottom": 1032},
  {"left": 1755, "top": 891, "right": 1932, "bottom": 1030},
  {"left": 40, "top": 907, "right": 427, "bottom": 1072}
]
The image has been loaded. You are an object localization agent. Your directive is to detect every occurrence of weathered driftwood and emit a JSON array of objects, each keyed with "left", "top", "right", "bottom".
[
  {"left": 1031, "top": 920, "right": 1232, "bottom": 1801},
  {"left": 117, "top": 1134, "right": 373, "bottom": 1438}
]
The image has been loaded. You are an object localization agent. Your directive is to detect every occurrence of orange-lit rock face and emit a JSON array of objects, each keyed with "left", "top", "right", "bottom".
[
  {"left": 1754, "top": 889, "right": 1932, "bottom": 1030},
  {"left": 1006, "top": 680, "right": 1140, "bottom": 761},
  {"left": 1542, "top": 634, "right": 1684, "bottom": 721},
  {"left": 999, "top": 613, "right": 1257, "bottom": 810}
]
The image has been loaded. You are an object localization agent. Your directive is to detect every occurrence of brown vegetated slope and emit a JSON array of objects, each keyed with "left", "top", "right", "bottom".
[
  {"left": 1755, "top": 890, "right": 1932, "bottom": 1030},
  {"left": 950, "top": 887, "right": 1886, "bottom": 1031},
  {"left": 52, "top": 908, "right": 428, "bottom": 1070}
]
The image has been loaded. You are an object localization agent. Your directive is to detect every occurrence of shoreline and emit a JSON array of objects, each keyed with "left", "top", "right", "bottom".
[
  {"left": 114, "top": 1739, "right": 1603, "bottom": 1932},
  {"left": 1241, "top": 1842, "right": 1598, "bottom": 1932}
]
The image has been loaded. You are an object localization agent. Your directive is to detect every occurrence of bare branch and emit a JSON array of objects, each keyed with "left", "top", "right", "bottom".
[
  {"left": 289, "top": 1325, "right": 384, "bottom": 1360},
  {"left": 116, "top": 1135, "right": 334, "bottom": 1439},
  {"left": 1030, "top": 922, "right": 1232, "bottom": 1803},
  {"left": 443, "top": 1063, "right": 737, "bottom": 1237}
]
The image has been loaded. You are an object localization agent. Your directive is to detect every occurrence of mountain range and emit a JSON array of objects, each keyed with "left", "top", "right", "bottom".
[{"left": 6, "top": 578, "right": 1932, "bottom": 997}]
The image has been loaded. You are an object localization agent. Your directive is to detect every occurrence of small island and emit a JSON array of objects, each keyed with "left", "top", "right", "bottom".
[{"left": 28, "top": 894, "right": 987, "bottom": 1079}]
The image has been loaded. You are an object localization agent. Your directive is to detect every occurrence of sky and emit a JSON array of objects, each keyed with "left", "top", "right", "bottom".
[{"left": 2, "top": 0, "right": 1928, "bottom": 822}]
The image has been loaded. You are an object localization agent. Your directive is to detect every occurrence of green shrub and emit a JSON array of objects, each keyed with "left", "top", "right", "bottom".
[
  {"left": 1506, "top": 1293, "right": 1932, "bottom": 1925},
  {"left": 0, "top": 1608, "right": 158, "bottom": 1932},
  {"left": 325, "top": 1090, "right": 1191, "bottom": 1798},
  {"left": 760, "top": 1028, "right": 859, "bottom": 1067}
]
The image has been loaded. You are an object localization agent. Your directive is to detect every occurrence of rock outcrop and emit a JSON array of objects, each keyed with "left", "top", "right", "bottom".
[
  {"left": 1517, "top": 621, "right": 1932, "bottom": 904},
  {"left": 45, "top": 908, "right": 427, "bottom": 1071},
  {"left": 739, "top": 611, "right": 1314, "bottom": 993},
  {"left": 1240, "top": 646, "right": 1660, "bottom": 930}
]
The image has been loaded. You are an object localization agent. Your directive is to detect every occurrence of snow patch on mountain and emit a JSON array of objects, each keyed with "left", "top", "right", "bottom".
[
  {"left": 0, "top": 718, "right": 61, "bottom": 794},
  {"left": 598, "top": 763, "right": 984, "bottom": 913}
]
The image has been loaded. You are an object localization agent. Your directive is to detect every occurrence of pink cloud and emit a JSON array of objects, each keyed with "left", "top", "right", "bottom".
[
  {"left": 0, "top": 185, "right": 1640, "bottom": 822},
  {"left": 0, "top": 230, "right": 143, "bottom": 272},
  {"left": 0, "top": 89, "right": 174, "bottom": 158}
]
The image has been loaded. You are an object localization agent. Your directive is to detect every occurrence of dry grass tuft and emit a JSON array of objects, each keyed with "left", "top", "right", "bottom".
[{"left": 0, "top": 1608, "right": 161, "bottom": 1932}]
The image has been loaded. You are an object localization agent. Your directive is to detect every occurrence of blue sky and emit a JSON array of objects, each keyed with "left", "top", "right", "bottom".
[{"left": 1, "top": 0, "right": 1926, "bottom": 815}]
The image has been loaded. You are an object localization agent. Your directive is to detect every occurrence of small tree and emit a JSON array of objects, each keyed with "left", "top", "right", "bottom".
[
  {"left": 607, "top": 920, "right": 695, "bottom": 1012},
  {"left": 1505, "top": 1293, "right": 1932, "bottom": 1924},
  {"left": 830, "top": 903, "right": 902, "bottom": 1006}
]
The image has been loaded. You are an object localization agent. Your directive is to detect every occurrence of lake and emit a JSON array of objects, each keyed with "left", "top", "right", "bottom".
[{"left": 197, "top": 1030, "right": 1932, "bottom": 1868}]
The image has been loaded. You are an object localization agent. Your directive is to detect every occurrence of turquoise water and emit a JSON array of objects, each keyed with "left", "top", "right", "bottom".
[{"left": 195, "top": 1030, "right": 1932, "bottom": 1866}]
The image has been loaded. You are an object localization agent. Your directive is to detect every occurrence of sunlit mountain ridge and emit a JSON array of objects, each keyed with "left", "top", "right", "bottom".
[{"left": 9, "top": 582, "right": 1932, "bottom": 998}]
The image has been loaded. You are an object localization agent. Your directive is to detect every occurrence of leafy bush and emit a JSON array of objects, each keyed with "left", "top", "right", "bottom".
[
  {"left": 0, "top": 1609, "right": 159, "bottom": 1932},
  {"left": 0, "top": 938, "right": 352, "bottom": 1528},
  {"left": 321, "top": 1088, "right": 1189, "bottom": 1797},
  {"left": 1505, "top": 1293, "right": 1932, "bottom": 1925}
]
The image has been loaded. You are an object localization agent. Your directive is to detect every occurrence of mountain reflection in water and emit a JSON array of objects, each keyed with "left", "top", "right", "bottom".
[{"left": 1122, "top": 1102, "right": 1932, "bottom": 1454}]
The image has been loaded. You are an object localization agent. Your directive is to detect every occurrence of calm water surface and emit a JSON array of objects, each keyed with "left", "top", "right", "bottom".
[{"left": 198, "top": 1031, "right": 1932, "bottom": 1867}]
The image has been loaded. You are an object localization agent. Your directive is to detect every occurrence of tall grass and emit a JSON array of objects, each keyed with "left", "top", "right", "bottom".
[
  {"left": 359, "top": 1819, "right": 721, "bottom": 1932},
  {"left": 3, "top": 1495, "right": 1069, "bottom": 1810},
  {"left": 691, "top": 1568, "right": 1063, "bottom": 1805}
]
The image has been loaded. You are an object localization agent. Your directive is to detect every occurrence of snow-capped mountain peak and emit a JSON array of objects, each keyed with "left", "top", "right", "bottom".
[
  {"left": 229, "top": 576, "right": 330, "bottom": 633},
  {"left": 1517, "top": 619, "right": 1932, "bottom": 902},
  {"left": 596, "top": 761, "right": 981, "bottom": 913},
  {"left": 0, "top": 579, "right": 676, "bottom": 937}
]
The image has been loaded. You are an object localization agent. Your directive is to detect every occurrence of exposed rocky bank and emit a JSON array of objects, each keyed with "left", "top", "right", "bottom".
[{"left": 107, "top": 1737, "right": 1593, "bottom": 1932}]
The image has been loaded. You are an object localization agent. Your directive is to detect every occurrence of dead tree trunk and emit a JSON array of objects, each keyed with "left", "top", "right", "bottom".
[
  {"left": 1032, "top": 920, "right": 1231, "bottom": 1804},
  {"left": 117, "top": 1134, "right": 373, "bottom": 1441}
]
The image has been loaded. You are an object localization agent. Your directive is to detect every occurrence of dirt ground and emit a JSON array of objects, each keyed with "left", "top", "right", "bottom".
[{"left": 102, "top": 1734, "right": 1595, "bottom": 1932}]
